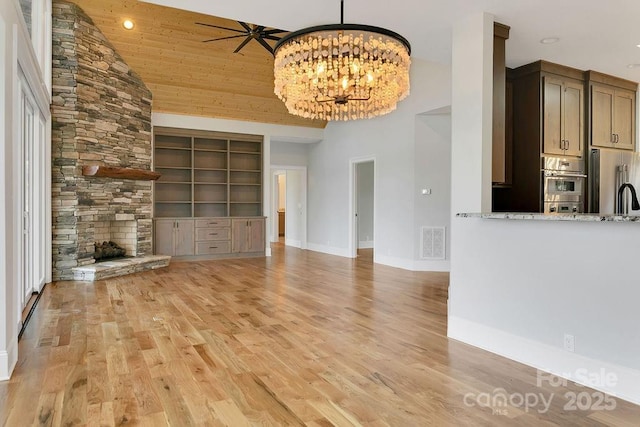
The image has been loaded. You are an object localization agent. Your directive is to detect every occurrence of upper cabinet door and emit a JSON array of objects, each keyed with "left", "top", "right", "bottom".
[
  {"left": 543, "top": 77, "right": 583, "bottom": 157},
  {"left": 614, "top": 89, "right": 636, "bottom": 150},
  {"left": 563, "top": 81, "right": 584, "bottom": 157},
  {"left": 543, "top": 77, "right": 564, "bottom": 155},
  {"left": 591, "top": 85, "right": 615, "bottom": 148}
]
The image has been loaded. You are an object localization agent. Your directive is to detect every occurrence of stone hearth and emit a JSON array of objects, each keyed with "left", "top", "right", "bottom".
[{"left": 72, "top": 255, "right": 170, "bottom": 281}]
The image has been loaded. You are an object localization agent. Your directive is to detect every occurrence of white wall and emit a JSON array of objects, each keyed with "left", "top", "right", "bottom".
[
  {"left": 414, "top": 112, "right": 451, "bottom": 270},
  {"left": 450, "top": 12, "right": 494, "bottom": 215},
  {"left": 0, "top": 0, "right": 51, "bottom": 380},
  {"left": 271, "top": 140, "right": 311, "bottom": 167},
  {"left": 356, "top": 161, "right": 374, "bottom": 248},
  {"left": 306, "top": 58, "right": 452, "bottom": 267}
]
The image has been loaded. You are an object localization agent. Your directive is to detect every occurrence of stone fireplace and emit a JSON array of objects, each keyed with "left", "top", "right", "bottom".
[
  {"left": 51, "top": 1, "right": 169, "bottom": 280},
  {"left": 93, "top": 216, "right": 139, "bottom": 258}
]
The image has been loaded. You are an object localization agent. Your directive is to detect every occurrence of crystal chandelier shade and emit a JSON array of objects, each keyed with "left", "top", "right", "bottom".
[{"left": 273, "top": 23, "right": 411, "bottom": 121}]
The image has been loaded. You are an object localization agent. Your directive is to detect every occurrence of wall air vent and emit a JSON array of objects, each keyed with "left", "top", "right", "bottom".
[{"left": 420, "top": 226, "right": 446, "bottom": 260}]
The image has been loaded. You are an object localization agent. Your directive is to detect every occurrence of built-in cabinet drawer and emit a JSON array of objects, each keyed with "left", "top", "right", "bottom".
[
  {"left": 196, "top": 241, "right": 231, "bottom": 255},
  {"left": 195, "top": 219, "right": 231, "bottom": 228},
  {"left": 195, "top": 227, "right": 231, "bottom": 241}
]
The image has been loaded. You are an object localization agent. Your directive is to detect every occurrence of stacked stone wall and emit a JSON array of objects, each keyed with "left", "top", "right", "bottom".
[{"left": 51, "top": 1, "right": 153, "bottom": 280}]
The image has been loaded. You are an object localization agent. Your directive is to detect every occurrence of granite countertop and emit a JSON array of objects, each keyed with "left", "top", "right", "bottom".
[{"left": 457, "top": 212, "right": 640, "bottom": 222}]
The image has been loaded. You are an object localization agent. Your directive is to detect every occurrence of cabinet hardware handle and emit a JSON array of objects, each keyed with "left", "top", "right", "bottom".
[
  {"left": 616, "top": 134, "right": 620, "bottom": 143},
  {"left": 565, "top": 139, "right": 569, "bottom": 150},
  {"left": 209, "top": 233, "right": 218, "bottom": 236},
  {"left": 209, "top": 246, "right": 218, "bottom": 249}
]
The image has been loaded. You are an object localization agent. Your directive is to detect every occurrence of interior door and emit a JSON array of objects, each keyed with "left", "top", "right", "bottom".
[{"left": 20, "top": 76, "right": 36, "bottom": 308}]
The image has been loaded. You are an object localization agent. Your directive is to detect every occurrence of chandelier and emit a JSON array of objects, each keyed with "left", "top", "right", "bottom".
[{"left": 273, "top": 1, "right": 411, "bottom": 121}]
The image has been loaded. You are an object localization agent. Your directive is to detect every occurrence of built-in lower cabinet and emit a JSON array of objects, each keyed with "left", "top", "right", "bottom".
[
  {"left": 154, "top": 219, "right": 194, "bottom": 256},
  {"left": 231, "top": 218, "right": 265, "bottom": 253},
  {"left": 154, "top": 217, "right": 265, "bottom": 259}
]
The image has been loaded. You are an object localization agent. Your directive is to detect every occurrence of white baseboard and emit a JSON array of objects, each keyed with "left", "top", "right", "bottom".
[
  {"left": 374, "top": 254, "right": 415, "bottom": 270},
  {"left": 306, "top": 243, "right": 352, "bottom": 258},
  {"left": 448, "top": 316, "right": 640, "bottom": 405},
  {"left": 0, "top": 336, "right": 18, "bottom": 381},
  {"left": 265, "top": 247, "right": 272, "bottom": 257},
  {"left": 285, "top": 238, "right": 302, "bottom": 248},
  {"left": 374, "top": 254, "right": 450, "bottom": 272},
  {"left": 358, "top": 240, "right": 374, "bottom": 249},
  {"left": 412, "top": 259, "right": 450, "bottom": 272}
]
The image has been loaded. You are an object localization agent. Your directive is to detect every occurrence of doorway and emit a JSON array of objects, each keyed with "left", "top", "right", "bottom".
[
  {"left": 271, "top": 166, "right": 307, "bottom": 249},
  {"left": 349, "top": 158, "right": 375, "bottom": 258},
  {"left": 18, "top": 69, "right": 47, "bottom": 315}
]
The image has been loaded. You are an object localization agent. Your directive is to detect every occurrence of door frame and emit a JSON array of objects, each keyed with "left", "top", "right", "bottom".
[
  {"left": 270, "top": 165, "right": 308, "bottom": 249},
  {"left": 349, "top": 156, "right": 376, "bottom": 258}
]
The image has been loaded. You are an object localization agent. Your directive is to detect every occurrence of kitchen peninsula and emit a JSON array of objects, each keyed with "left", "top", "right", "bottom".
[{"left": 450, "top": 212, "right": 640, "bottom": 404}]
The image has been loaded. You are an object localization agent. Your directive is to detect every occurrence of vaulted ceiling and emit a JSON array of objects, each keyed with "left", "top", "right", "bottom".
[
  {"left": 144, "top": 0, "right": 640, "bottom": 83},
  {"left": 68, "top": 0, "right": 326, "bottom": 128}
]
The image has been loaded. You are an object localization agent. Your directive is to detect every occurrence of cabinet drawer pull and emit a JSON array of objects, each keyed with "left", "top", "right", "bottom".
[
  {"left": 209, "top": 246, "right": 218, "bottom": 249},
  {"left": 209, "top": 233, "right": 218, "bottom": 236}
]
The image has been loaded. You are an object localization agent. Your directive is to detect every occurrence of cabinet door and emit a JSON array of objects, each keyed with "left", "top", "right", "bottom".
[
  {"left": 591, "top": 85, "right": 615, "bottom": 148},
  {"left": 231, "top": 219, "right": 248, "bottom": 253},
  {"left": 154, "top": 220, "right": 175, "bottom": 256},
  {"left": 174, "top": 219, "right": 194, "bottom": 256},
  {"left": 563, "top": 81, "right": 584, "bottom": 157},
  {"left": 543, "top": 77, "right": 564, "bottom": 155},
  {"left": 614, "top": 89, "right": 635, "bottom": 150},
  {"left": 246, "top": 219, "right": 265, "bottom": 253}
]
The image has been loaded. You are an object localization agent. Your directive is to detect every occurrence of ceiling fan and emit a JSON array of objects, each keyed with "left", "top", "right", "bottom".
[{"left": 196, "top": 21, "right": 287, "bottom": 55}]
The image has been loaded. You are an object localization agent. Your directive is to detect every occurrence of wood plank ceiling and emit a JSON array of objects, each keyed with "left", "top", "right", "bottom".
[{"left": 67, "top": 0, "right": 326, "bottom": 128}]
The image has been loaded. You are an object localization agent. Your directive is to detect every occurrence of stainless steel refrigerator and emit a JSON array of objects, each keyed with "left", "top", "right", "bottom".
[{"left": 589, "top": 148, "right": 640, "bottom": 214}]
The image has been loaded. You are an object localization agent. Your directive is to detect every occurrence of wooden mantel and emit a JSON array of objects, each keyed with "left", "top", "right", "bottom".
[{"left": 82, "top": 165, "right": 161, "bottom": 181}]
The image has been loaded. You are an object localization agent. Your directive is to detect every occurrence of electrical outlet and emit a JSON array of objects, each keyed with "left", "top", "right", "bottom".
[{"left": 564, "top": 334, "right": 575, "bottom": 352}]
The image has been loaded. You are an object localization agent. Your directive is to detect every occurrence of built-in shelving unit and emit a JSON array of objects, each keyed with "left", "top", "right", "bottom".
[{"left": 153, "top": 128, "right": 263, "bottom": 218}]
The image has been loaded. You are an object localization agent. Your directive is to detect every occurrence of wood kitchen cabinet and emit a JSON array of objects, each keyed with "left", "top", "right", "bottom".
[
  {"left": 154, "top": 219, "right": 194, "bottom": 256},
  {"left": 494, "top": 61, "right": 586, "bottom": 212},
  {"left": 589, "top": 72, "right": 636, "bottom": 151},
  {"left": 543, "top": 76, "right": 584, "bottom": 157},
  {"left": 232, "top": 218, "right": 265, "bottom": 253}
]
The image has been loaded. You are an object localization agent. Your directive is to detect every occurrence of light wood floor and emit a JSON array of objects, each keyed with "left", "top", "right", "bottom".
[{"left": 1, "top": 243, "right": 639, "bottom": 426}]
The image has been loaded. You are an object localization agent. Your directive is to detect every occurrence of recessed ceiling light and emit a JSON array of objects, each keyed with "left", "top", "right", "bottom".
[
  {"left": 636, "top": 44, "right": 640, "bottom": 48},
  {"left": 123, "top": 20, "right": 134, "bottom": 30},
  {"left": 540, "top": 37, "right": 560, "bottom": 44}
]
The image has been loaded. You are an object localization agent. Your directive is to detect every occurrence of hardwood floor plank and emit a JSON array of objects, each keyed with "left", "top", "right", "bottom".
[{"left": 1, "top": 242, "right": 639, "bottom": 425}]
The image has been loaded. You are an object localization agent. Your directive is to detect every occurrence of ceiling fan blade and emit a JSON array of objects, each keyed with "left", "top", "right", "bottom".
[
  {"left": 262, "top": 35, "right": 282, "bottom": 41},
  {"left": 256, "top": 36, "right": 275, "bottom": 55},
  {"left": 195, "top": 22, "right": 246, "bottom": 33},
  {"left": 255, "top": 26, "right": 266, "bottom": 33},
  {"left": 263, "top": 28, "right": 287, "bottom": 35},
  {"left": 202, "top": 34, "right": 246, "bottom": 43},
  {"left": 233, "top": 37, "right": 252, "bottom": 53},
  {"left": 238, "top": 21, "right": 253, "bottom": 32}
]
